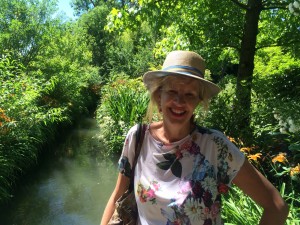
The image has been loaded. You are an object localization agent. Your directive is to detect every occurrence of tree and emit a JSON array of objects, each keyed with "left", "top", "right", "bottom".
[
  {"left": 0, "top": 0, "right": 60, "bottom": 66},
  {"left": 106, "top": 0, "right": 300, "bottom": 140}
]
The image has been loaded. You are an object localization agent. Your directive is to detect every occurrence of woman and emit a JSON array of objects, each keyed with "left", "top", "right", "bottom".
[{"left": 100, "top": 51, "right": 289, "bottom": 225}]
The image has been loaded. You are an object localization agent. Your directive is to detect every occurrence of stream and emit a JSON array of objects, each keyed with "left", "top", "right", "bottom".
[{"left": 0, "top": 117, "right": 118, "bottom": 225}]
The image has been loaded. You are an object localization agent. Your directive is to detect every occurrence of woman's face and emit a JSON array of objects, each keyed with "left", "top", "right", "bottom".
[{"left": 159, "top": 76, "right": 201, "bottom": 126}]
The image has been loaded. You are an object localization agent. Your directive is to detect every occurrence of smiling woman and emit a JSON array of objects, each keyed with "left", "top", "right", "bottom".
[{"left": 100, "top": 50, "right": 289, "bottom": 225}]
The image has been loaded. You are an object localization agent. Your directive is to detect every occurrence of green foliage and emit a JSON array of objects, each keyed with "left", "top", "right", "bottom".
[
  {"left": 252, "top": 47, "right": 300, "bottom": 137},
  {"left": 0, "top": 10, "right": 101, "bottom": 202},
  {"left": 77, "top": 4, "right": 112, "bottom": 68},
  {"left": 104, "top": 27, "right": 155, "bottom": 81},
  {"left": 200, "top": 75, "right": 240, "bottom": 138},
  {"left": 96, "top": 75, "right": 149, "bottom": 156},
  {"left": 0, "top": 52, "right": 67, "bottom": 200},
  {"left": 0, "top": 0, "right": 59, "bottom": 65},
  {"left": 222, "top": 184, "right": 300, "bottom": 225}
]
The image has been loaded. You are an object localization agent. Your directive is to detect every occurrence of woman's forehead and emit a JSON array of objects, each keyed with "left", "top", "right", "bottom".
[{"left": 163, "top": 76, "right": 200, "bottom": 88}]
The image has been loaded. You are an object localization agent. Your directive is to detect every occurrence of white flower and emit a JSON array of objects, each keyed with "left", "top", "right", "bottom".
[
  {"left": 288, "top": 118, "right": 294, "bottom": 126},
  {"left": 107, "top": 21, "right": 113, "bottom": 28},
  {"left": 279, "top": 120, "right": 287, "bottom": 127},
  {"left": 289, "top": 3, "right": 295, "bottom": 13},
  {"left": 274, "top": 113, "right": 279, "bottom": 120},
  {"left": 118, "top": 120, "right": 125, "bottom": 127},
  {"left": 280, "top": 127, "right": 287, "bottom": 134},
  {"left": 201, "top": 177, "right": 216, "bottom": 190},
  {"left": 117, "top": 12, "right": 122, "bottom": 18},
  {"left": 128, "top": 8, "right": 134, "bottom": 13},
  {"left": 184, "top": 198, "right": 202, "bottom": 222},
  {"left": 289, "top": 123, "right": 299, "bottom": 133},
  {"left": 201, "top": 177, "right": 218, "bottom": 199},
  {"left": 293, "top": 1, "right": 300, "bottom": 9}
]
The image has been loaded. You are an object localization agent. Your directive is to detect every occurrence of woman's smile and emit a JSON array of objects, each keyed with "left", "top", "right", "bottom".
[{"left": 169, "top": 108, "right": 186, "bottom": 116}]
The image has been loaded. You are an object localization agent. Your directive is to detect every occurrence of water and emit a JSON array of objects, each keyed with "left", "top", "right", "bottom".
[{"left": 0, "top": 117, "right": 119, "bottom": 225}]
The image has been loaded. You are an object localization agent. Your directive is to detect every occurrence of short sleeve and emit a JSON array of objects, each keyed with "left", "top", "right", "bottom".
[
  {"left": 118, "top": 124, "right": 139, "bottom": 178},
  {"left": 212, "top": 130, "right": 245, "bottom": 187}
]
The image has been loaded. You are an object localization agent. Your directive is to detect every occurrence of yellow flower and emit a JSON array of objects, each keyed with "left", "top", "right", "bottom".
[
  {"left": 240, "top": 147, "right": 252, "bottom": 153},
  {"left": 227, "top": 136, "right": 242, "bottom": 146},
  {"left": 227, "top": 136, "right": 236, "bottom": 143},
  {"left": 272, "top": 153, "right": 288, "bottom": 164},
  {"left": 247, "top": 153, "right": 262, "bottom": 161},
  {"left": 290, "top": 164, "right": 300, "bottom": 177}
]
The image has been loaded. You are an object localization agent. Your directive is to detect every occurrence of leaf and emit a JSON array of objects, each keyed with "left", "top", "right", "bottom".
[
  {"left": 289, "top": 143, "right": 300, "bottom": 152},
  {"left": 171, "top": 161, "right": 182, "bottom": 178},
  {"left": 157, "top": 161, "right": 172, "bottom": 170},
  {"left": 162, "top": 153, "right": 176, "bottom": 161}
]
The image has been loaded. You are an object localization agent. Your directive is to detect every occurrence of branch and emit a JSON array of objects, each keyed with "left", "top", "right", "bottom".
[
  {"left": 262, "top": 2, "right": 288, "bottom": 10},
  {"left": 256, "top": 43, "right": 280, "bottom": 50},
  {"left": 262, "top": 6, "right": 288, "bottom": 10},
  {"left": 230, "top": 0, "right": 249, "bottom": 10},
  {"left": 256, "top": 39, "right": 299, "bottom": 50}
]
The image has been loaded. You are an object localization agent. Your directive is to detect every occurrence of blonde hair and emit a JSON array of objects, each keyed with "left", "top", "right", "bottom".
[{"left": 144, "top": 75, "right": 210, "bottom": 123}]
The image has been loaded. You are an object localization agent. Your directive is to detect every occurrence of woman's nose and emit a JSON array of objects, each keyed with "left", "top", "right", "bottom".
[{"left": 174, "top": 93, "right": 186, "bottom": 104}]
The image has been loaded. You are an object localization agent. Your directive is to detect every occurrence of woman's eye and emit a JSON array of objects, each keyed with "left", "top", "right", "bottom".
[
  {"left": 167, "top": 90, "right": 177, "bottom": 95},
  {"left": 186, "top": 93, "right": 196, "bottom": 98}
]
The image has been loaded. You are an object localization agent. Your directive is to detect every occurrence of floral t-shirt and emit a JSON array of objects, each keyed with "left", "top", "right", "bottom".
[{"left": 118, "top": 124, "right": 245, "bottom": 225}]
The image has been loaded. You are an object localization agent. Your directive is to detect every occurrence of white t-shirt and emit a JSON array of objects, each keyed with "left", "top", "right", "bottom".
[{"left": 118, "top": 124, "right": 245, "bottom": 225}]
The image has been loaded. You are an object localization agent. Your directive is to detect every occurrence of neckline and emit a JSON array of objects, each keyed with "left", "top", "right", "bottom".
[{"left": 147, "top": 124, "right": 197, "bottom": 148}]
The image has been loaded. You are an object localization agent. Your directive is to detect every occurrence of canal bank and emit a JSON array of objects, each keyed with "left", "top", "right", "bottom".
[{"left": 0, "top": 117, "right": 118, "bottom": 225}]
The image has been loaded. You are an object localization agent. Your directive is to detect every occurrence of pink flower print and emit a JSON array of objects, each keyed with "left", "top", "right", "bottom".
[
  {"left": 211, "top": 201, "right": 221, "bottom": 218},
  {"left": 176, "top": 181, "right": 192, "bottom": 205},
  {"left": 175, "top": 149, "right": 183, "bottom": 159},
  {"left": 152, "top": 182, "right": 160, "bottom": 191},
  {"left": 179, "top": 180, "right": 192, "bottom": 193},
  {"left": 147, "top": 189, "right": 155, "bottom": 199},
  {"left": 180, "top": 140, "right": 192, "bottom": 151},
  {"left": 204, "top": 207, "right": 210, "bottom": 214},
  {"left": 137, "top": 181, "right": 159, "bottom": 204},
  {"left": 188, "top": 142, "right": 200, "bottom": 155}
]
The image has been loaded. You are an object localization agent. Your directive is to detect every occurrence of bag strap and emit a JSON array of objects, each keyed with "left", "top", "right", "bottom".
[{"left": 129, "top": 123, "right": 146, "bottom": 191}]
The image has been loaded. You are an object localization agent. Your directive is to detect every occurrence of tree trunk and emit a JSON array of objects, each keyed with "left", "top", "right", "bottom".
[{"left": 236, "top": 0, "right": 262, "bottom": 141}]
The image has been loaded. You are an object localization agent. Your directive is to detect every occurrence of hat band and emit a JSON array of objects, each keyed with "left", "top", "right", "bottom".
[{"left": 162, "top": 65, "right": 204, "bottom": 78}]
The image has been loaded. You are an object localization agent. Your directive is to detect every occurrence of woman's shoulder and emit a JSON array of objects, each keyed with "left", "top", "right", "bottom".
[
  {"left": 195, "top": 125, "right": 226, "bottom": 138},
  {"left": 194, "top": 126, "right": 236, "bottom": 147}
]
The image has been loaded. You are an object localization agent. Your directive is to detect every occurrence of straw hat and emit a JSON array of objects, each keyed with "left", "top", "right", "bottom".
[{"left": 143, "top": 50, "right": 220, "bottom": 99}]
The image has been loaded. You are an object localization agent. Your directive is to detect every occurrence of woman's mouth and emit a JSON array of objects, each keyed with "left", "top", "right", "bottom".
[{"left": 170, "top": 108, "right": 186, "bottom": 116}]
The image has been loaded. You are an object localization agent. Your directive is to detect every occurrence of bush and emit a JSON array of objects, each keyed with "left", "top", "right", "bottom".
[
  {"left": 96, "top": 74, "right": 149, "bottom": 156},
  {"left": 0, "top": 49, "right": 100, "bottom": 202},
  {"left": 200, "top": 75, "right": 238, "bottom": 138}
]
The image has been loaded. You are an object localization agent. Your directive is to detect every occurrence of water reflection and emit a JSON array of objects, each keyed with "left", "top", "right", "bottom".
[{"left": 0, "top": 117, "right": 118, "bottom": 225}]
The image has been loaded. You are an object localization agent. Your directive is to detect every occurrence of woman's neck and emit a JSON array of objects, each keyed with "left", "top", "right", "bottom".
[{"left": 151, "top": 120, "right": 195, "bottom": 144}]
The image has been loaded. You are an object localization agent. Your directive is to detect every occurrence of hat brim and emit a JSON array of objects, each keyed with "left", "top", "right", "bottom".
[{"left": 143, "top": 70, "right": 221, "bottom": 99}]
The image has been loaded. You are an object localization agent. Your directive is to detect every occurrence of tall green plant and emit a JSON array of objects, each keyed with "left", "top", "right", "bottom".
[
  {"left": 222, "top": 183, "right": 300, "bottom": 225},
  {"left": 0, "top": 52, "right": 67, "bottom": 201},
  {"left": 96, "top": 75, "right": 149, "bottom": 156}
]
